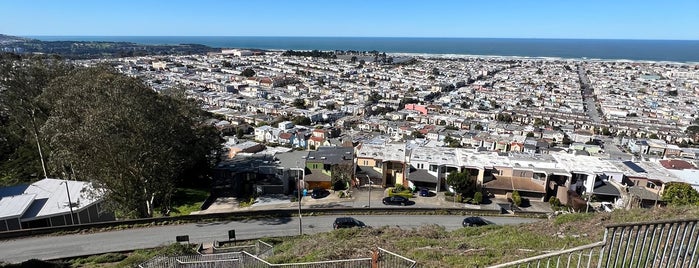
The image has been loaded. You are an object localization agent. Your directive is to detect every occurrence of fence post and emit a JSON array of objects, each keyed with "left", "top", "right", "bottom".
[{"left": 372, "top": 248, "right": 379, "bottom": 268}]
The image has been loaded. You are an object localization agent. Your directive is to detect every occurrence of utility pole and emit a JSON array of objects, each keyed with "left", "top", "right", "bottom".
[
  {"left": 63, "top": 180, "right": 76, "bottom": 225},
  {"left": 366, "top": 175, "right": 372, "bottom": 208},
  {"left": 296, "top": 163, "right": 303, "bottom": 235}
]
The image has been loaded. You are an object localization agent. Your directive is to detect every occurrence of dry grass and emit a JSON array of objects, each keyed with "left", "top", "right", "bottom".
[{"left": 263, "top": 206, "right": 699, "bottom": 267}]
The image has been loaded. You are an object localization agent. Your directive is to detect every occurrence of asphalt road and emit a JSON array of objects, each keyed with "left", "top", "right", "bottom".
[{"left": 0, "top": 215, "right": 540, "bottom": 263}]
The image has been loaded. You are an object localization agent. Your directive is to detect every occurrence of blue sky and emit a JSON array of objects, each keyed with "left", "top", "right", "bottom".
[{"left": 1, "top": 0, "right": 697, "bottom": 40}]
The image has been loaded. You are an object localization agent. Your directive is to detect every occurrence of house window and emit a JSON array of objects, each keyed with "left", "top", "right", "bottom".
[
  {"left": 646, "top": 182, "right": 656, "bottom": 189},
  {"left": 312, "top": 164, "right": 318, "bottom": 169},
  {"left": 362, "top": 160, "right": 368, "bottom": 166},
  {"left": 429, "top": 165, "right": 438, "bottom": 172}
]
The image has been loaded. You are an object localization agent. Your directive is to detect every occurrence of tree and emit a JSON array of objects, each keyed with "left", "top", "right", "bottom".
[
  {"left": 291, "top": 116, "right": 311, "bottom": 126},
  {"left": 511, "top": 190, "right": 522, "bottom": 206},
  {"left": 662, "top": 182, "right": 699, "bottom": 206},
  {"left": 331, "top": 163, "right": 354, "bottom": 190},
  {"left": 39, "top": 66, "right": 221, "bottom": 218},
  {"left": 472, "top": 192, "right": 483, "bottom": 205},
  {"left": 446, "top": 171, "right": 476, "bottom": 197},
  {"left": 526, "top": 132, "right": 535, "bottom": 138},
  {"left": 240, "top": 68, "right": 255, "bottom": 77},
  {"left": 292, "top": 98, "right": 306, "bottom": 109},
  {"left": 0, "top": 57, "right": 72, "bottom": 186},
  {"left": 474, "top": 124, "right": 484, "bottom": 131}
]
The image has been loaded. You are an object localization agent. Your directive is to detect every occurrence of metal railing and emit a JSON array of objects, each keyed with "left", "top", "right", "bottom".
[
  {"left": 488, "top": 218, "right": 699, "bottom": 268},
  {"left": 140, "top": 242, "right": 416, "bottom": 268},
  {"left": 140, "top": 252, "right": 243, "bottom": 268}
]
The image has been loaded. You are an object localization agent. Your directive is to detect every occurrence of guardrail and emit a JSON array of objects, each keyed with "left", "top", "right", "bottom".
[
  {"left": 487, "top": 218, "right": 699, "bottom": 268},
  {"left": 0, "top": 206, "right": 526, "bottom": 240},
  {"left": 140, "top": 244, "right": 414, "bottom": 268}
]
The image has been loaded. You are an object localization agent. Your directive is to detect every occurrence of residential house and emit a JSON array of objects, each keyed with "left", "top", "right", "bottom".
[
  {"left": 355, "top": 142, "right": 408, "bottom": 188},
  {"left": 0, "top": 178, "right": 114, "bottom": 231},
  {"left": 305, "top": 147, "right": 355, "bottom": 189}
]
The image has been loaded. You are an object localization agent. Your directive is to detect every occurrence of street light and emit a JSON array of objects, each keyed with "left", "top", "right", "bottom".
[
  {"left": 62, "top": 180, "right": 76, "bottom": 225},
  {"left": 295, "top": 163, "right": 303, "bottom": 235}
]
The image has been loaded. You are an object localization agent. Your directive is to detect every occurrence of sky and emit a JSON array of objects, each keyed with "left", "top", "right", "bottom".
[{"left": 1, "top": 0, "right": 698, "bottom": 40}]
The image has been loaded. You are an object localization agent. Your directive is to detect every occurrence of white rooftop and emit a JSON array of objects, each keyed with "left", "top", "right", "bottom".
[{"left": 0, "top": 178, "right": 100, "bottom": 221}]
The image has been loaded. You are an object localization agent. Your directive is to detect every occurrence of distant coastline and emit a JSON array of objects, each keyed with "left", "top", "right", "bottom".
[{"left": 27, "top": 36, "right": 699, "bottom": 63}]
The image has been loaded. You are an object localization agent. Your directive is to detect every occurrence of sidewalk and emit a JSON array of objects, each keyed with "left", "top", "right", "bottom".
[{"left": 192, "top": 187, "right": 553, "bottom": 214}]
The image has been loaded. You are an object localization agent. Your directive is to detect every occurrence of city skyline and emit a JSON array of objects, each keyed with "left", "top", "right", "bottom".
[{"left": 1, "top": 0, "right": 698, "bottom": 40}]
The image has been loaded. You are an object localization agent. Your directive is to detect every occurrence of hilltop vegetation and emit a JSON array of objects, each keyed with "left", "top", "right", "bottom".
[
  {"left": 0, "top": 56, "right": 222, "bottom": 218},
  {"left": 0, "top": 34, "right": 218, "bottom": 59}
]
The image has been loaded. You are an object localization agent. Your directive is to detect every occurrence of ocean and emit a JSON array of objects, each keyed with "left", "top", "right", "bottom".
[{"left": 28, "top": 36, "right": 699, "bottom": 63}]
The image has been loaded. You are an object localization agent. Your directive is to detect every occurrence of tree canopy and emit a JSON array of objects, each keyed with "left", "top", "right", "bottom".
[
  {"left": 0, "top": 58, "right": 221, "bottom": 218},
  {"left": 446, "top": 170, "right": 476, "bottom": 197},
  {"left": 240, "top": 68, "right": 255, "bottom": 77},
  {"left": 662, "top": 182, "right": 699, "bottom": 206}
]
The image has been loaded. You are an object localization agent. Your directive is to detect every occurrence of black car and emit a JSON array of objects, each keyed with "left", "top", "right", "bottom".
[
  {"left": 311, "top": 188, "right": 330, "bottom": 199},
  {"left": 462, "top": 216, "right": 494, "bottom": 227},
  {"left": 382, "top": 196, "right": 409, "bottom": 206},
  {"left": 333, "top": 217, "right": 366, "bottom": 229}
]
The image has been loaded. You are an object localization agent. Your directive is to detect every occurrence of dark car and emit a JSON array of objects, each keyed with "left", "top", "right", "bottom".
[
  {"left": 462, "top": 216, "right": 494, "bottom": 227},
  {"left": 333, "top": 217, "right": 366, "bottom": 229},
  {"left": 419, "top": 188, "right": 430, "bottom": 197},
  {"left": 382, "top": 196, "right": 409, "bottom": 206},
  {"left": 311, "top": 188, "right": 330, "bottom": 199}
]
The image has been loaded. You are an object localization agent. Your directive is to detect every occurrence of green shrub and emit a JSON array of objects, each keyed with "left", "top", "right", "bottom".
[
  {"left": 444, "top": 192, "right": 454, "bottom": 197},
  {"left": 512, "top": 191, "right": 522, "bottom": 206},
  {"left": 338, "top": 191, "right": 345, "bottom": 198},
  {"left": 455, "top": 193, "right": 463, "bottom": 203},
  {"left": 548, "top": 196, "right": 562, "bottom": 210},
  {"left": 473, "top": 192, "right": 483, "bottom": 205},
  {"left": 394, "top": 184, "right": 406, "bottom": 192}
]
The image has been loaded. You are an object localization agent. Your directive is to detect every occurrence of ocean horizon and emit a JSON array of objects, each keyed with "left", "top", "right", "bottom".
[{"left": 27, "top": 36, "right": 699, "bottom": 63}]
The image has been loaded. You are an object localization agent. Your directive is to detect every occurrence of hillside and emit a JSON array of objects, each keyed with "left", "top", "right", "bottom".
[
  {"left": 262, "top": 207, "right": 699, "bottom": 267},
  {"left": 0, "top": 34, "right": 219, "bottom": 59}
]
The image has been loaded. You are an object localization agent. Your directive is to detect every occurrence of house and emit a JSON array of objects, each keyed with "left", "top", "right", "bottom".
[
  {"left": 254, "top": 125, "right": 274, "bottom": 142},
  {"left": 227, "top": 141, "right": 265, "bottom": 158},
  {"left": 305, "top": 147, "right": 355, "bottom": 189},
  {"left": 0, "top": 178, "right": 114, "bottom": 231},
  {"left": 355, "top": 143, "right": 408, "bottom": 188},
  {"left": 307, "top": 129, "right": 327, "bottom": 150}
]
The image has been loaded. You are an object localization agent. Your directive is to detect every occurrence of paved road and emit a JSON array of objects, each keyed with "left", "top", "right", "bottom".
[
  {"left": 578, "top": 64, "right": 602, "bottom": 123},
  {"left": 0, "top": 215, "right": 540, "bottom": 263}
]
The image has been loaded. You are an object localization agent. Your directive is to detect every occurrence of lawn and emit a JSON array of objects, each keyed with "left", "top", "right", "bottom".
[{"left": 164, "top": 187, "right": 209, "bottom": 216}]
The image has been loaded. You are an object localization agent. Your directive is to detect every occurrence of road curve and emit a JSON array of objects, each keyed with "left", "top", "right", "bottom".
[{"left": 0, "top": 215, "right": 540, "bottom": 263}]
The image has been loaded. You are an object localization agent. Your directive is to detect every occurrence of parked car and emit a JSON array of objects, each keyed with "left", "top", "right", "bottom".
[
  {"left": 462, "top": 216, "right": 494, "bottom": 227},
  {"left": 419, "top": 188, "right": 430, "bottom": 197},
  {"left": 382, "top": 196, "right": 410, "bottom": 206},
  {"left": 333, "top": 217, "right": 366, "bottom": 229},
  {"left": 311, "top": 188, "right": 330, "bottom": 199}
]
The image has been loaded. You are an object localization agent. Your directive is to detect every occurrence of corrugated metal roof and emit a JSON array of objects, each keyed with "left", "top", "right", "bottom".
[{"left": 0, "top": 194, "right": 36, "bottom": 220}]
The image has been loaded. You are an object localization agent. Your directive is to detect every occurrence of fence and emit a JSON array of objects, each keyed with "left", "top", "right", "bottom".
[
  {"left": 488, "top": 218, "right": 699, "bottom": 268},
  {"left": 377, "top": 247, "right": 417, "bottom": 268},
  {"left": 140, "top": 242, "right": 415, "bottom": 268}
]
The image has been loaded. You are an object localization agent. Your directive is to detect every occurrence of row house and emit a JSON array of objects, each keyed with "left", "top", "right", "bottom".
[{"left": 355, "top": 143, "right": 408, "bottom": 188}]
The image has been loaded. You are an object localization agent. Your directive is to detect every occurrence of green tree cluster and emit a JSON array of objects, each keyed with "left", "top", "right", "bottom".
[
  {"left": 0, "top": 59, "right": 221, "bottom": 218},
  {"left": 662, "top": 182, "right": 699, "bottom": 206},
  {"left": 446, "top": 171, "right": 476, "bottom": 197}
]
